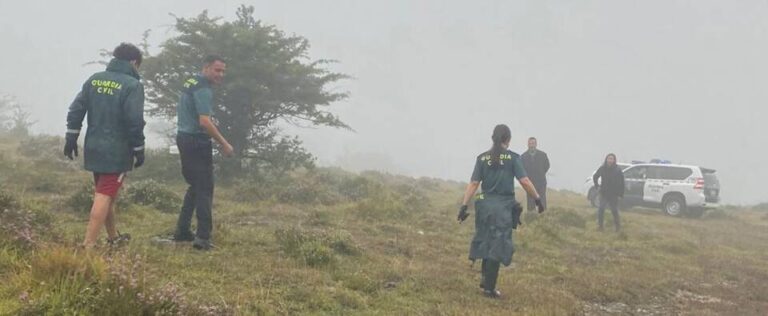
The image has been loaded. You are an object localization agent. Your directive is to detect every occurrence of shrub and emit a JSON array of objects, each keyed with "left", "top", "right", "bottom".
[
  {"left": 337, "top": 176, "right": 382, "bottom": 201},
  {"left": 0, "top": 192, "right": 54, "bottom": 249},
  {"left": 124, "top": 180, "right": 181, "bottom": 213},
  {"left": 17, "top": 135, "right": 67, "bottom": 163},
  {"left": 299, "top": 241, "right": 334, "bottom": 267},
  {"left": 128, "top": 149, "right": 182, "bottom": 184},
  {"left": 66, "top": 182, "right": 96, "bottom": 213},
  {"left": 274, "top": 175, "right": 343, "bottom": 205},
  {"left": 325, "top": 230, "right": 359, "bottom": 256},
  {"left": 0, "top": 189, "right": 19, "bottom": 210},
  {"left": 15, "top": 249, "right": 231, "bottom": 315},
  {"left": 392, "top": 183, "right": 430, "bottom": 213},
  {"left": 233, "top": 171, "right": 343, "bottom": 205},
  {"left": 275, "top": 228, "right": 360, "bottom": 267}
]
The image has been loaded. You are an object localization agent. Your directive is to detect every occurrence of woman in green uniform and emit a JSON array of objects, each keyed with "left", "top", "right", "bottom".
[{"left": 458, "top": 124, "right": 545, "bottom": 298}]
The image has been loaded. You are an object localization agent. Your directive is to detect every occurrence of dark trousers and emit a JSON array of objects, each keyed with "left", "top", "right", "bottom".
[
  {"left": 481, "top": 259, "right": 501, "bottom": 291},
  {"left": 597, "top": 195, "right": 620, "bottom": 231},
  {"left": 175, "top": 133, "right": 214, "bottom": 240},
  {"left": 526, "top": 183, "right": 547, "bottom": 211}
]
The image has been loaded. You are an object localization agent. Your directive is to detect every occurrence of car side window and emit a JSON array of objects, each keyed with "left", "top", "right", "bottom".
[
  {"left": 624, "top": 166, "right": 647, "bottom": 179},
  {"left": 646, "top": 166, "right": 664, "bottom": 180},
  {"left": 663, "top": 167, "right": 693, "bottom": 180}
]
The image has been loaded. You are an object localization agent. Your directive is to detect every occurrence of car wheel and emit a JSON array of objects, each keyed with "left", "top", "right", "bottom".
[{"left": 662, "top": 195, "right": 686, "bottom": 217}]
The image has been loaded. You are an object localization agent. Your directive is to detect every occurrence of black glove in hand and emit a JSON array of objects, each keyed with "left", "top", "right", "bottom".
[
  {"left": 133, "top": 149, "right": 145, "bottom": 168},
  {"left": 534, "top": 198, "right": 545, "bottom": 214},
  {"left": 64, "top": 133, "right": 79, "bottom": 160},
  {"left": 457, "top": 205, "right": 470, "bottom": 223}
]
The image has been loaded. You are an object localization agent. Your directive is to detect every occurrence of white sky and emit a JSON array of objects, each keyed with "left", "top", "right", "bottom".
[{"left": 1, "top": 0, "right": 766, "bottom": 204}]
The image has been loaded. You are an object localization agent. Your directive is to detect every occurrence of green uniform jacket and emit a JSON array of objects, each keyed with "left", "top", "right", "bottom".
[
  {"left": 66, "top": 58, "right": 145, "bottom": 173},
  {"left": 468, "top": 150, "right": 527, "bottom": 266},
  {"left": 470, "top": 195, "right": 521, "bottom": 266}
]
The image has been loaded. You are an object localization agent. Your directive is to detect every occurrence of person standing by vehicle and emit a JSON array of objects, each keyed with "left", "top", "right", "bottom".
[
  {"left": 64, "top": 43, "right": 146, "bottom": 249},
  {"left": 172, "top": 55, "right": 234, "bottom": 251},
  {"left": 592, "top": 153, "right": 625, "bottom": 232},
  {"left": 521, "top": 137, "right": 550, "bottom": 211},
  {"left": 457, "top": 124, "right": 545, "bottom": 299}
]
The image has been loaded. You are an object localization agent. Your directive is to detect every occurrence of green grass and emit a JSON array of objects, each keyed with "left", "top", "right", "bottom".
[{"left": 1, "top": 135, "right": 768, "bottom": 315}]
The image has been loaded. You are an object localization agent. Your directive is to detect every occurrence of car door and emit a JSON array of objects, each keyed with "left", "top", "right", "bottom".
[
  {"left": 644, "top": 166, "right": 666, "bottom": 204},
  {"left": 622, "top": 166, "right": 647, "bottom": 205}
]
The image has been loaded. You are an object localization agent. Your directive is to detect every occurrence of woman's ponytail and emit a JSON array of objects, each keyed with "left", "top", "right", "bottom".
[{"left": 490, "top": 124, "right": 511, "bottom": 167}]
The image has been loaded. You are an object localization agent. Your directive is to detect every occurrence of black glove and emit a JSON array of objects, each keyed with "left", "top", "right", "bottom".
[
  {"left": 534, "top": 198, "right": 545, "bottom": 214},
  {"left": 133, "top": 149, "right": 145, "bottom": 168},
  {"left": 457, "top": 205, "right": 470, "bottom": 223},
  {"left": 64, "top": 133, "right": 79, "bottom": 160},
  {"left": 512, "top": 202, "right": 523, "bottom": 229}
]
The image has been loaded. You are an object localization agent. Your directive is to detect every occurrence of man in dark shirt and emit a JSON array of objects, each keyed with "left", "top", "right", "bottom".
[{"left": 521, "top": 137, "right": 550, "bottom": 211}]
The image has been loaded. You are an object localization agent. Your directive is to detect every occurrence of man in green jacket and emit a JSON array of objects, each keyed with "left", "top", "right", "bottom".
[
  {"left": 65, "top": 43, "right": 146, "bottom": 249},
  {"left": 172, "top": 55, "right": 233, "bottom": 251}
]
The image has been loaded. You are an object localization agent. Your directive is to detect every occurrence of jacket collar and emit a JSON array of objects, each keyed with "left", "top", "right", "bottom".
[{"left": 106, "top": 58, "right": 140, "bottom": 80}]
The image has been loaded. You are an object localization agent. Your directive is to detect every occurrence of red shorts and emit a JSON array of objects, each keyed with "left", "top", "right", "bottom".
[{"left": 93, "top": 173, "right": 125, "bottom": 197}]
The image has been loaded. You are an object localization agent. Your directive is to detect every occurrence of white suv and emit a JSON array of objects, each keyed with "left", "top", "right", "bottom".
[{"left": 588, "top": 163, "right": 721, "bottom": 217}]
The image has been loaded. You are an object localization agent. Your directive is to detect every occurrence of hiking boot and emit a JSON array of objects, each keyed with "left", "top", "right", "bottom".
[
  {"left": 107, "top": 233, "right": 131, "bottom": 247},
  {"left": 483, "top": 289, "right": 501, "bottom": 299},
  {"left": 192, "top": 238, "right": 214, "bottom": 251}
]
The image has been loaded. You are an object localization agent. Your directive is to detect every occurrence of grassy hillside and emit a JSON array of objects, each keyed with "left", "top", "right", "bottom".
[{"left": 1, "top": 134, "right": 768, "bottom": 315}]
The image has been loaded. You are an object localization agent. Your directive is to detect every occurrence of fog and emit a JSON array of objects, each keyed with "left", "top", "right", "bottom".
[{"left": 1, "top": 0, "right": 766, "bottom": 204}]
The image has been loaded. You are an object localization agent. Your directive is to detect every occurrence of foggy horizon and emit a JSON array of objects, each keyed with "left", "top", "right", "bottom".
[{"left": 2, "top": 0, "right": 766, "bottom": 204}]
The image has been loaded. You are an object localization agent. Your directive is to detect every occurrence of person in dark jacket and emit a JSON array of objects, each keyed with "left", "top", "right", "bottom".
[
  {"left": 521, "top": 137, "right": 550, "bottom": 211},
  {"left": 592, "top": 153, "right": 625, "bottom": 232},
  {"left": 457, "top": 124, "right": 545, "bottom": 299},
  {"left": 65, "top": 43, "right": 146, "bottom": 249}
]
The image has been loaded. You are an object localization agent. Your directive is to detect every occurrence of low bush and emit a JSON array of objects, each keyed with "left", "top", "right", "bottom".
[
  {"left": 17, "top": 135, "right": 68, "bottom": 163},
  {"left": 275, "top": 227, "right": 360, "bottom": 267},
  {"left": 0, "top": 191, "right": 55, "bottom": 249},
  {"left": 0, "top": 189, "right": 19, "bottom": 210},
  {"left": 14, "top": 249, "right": 231, "bottom": 315},
  {"left": 233, "top": 170, "right": 345, "bottom": 205},
  {"left": 337, "top": 176, "right": 382, "bottom": 201},
  {"left": 66, "top": 182, "right": 97, "bottom": 213},
  {"left": 299, "top": 241, "right": 334, "bottom": 266},
  {"left": 128, "top": 149, "right": 182, "bottom": 185},
  {"left": 123, "top": 180, "right": 181, "bottom": 213}
]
